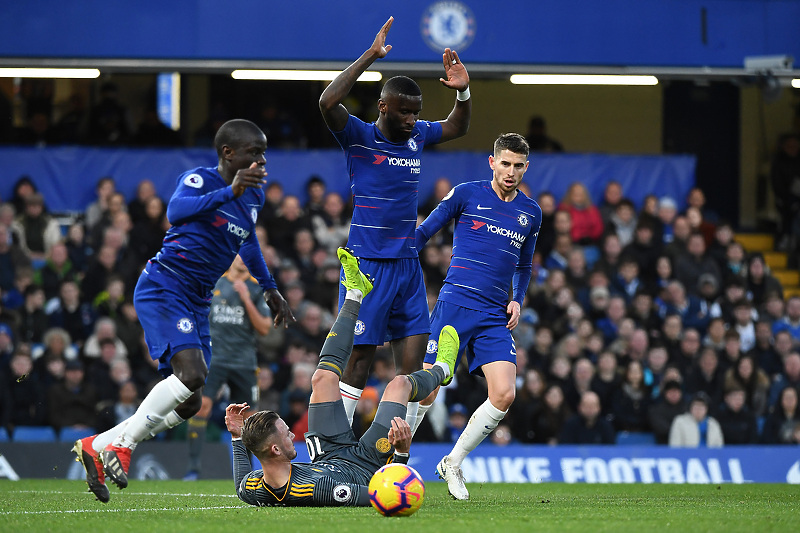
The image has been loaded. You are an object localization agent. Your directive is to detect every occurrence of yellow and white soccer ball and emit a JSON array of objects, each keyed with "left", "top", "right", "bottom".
[{"left": 368, "top": 463, "right": 425, "bottom": 517}]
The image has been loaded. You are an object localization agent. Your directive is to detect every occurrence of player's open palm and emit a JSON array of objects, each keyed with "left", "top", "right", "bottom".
[
  {"left": 231, "top": 163, "right": 267, "bottom": 198},
  {"left": 440, "top": 48, "right": 469, "bottom": 91},
  {"left": 370, "top": 16, "right": 394, "bottom": 58}
]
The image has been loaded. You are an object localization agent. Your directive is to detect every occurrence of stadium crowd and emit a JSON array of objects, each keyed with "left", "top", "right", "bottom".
[{"left": 1, "top": 170, "right": 800, "bottom": 448}]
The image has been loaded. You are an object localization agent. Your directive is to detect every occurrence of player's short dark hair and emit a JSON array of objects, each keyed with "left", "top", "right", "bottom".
[
  {"left": 241, "top": 410, "right": 281, "bottom": 455},
  {"left": 214, "top": 119, "right": 265, "bottom": 156},
  {"left": 381, "top": 76, "right": 422, "bottom": 98},
  {"left": 493, "top": 133, "right": 530, "bottom": 158}
]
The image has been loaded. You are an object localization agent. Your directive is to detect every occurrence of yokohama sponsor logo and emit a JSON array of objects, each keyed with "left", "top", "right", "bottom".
[
  {"left": 486, "top": 224, "right": 525, "bottom": 242},
  {"left": 227, "top": 222, "right": 250, "bottom": 239},
  {"left": 387, "top": 157, "right": 421, "bottom": 167}
]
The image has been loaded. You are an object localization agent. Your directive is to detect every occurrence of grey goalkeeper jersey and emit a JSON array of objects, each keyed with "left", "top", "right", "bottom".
[{"left": 209, "top": 275, "right": 269, "bottom": 369}]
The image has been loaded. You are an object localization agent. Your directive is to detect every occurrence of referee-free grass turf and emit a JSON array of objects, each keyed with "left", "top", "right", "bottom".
[{"left": 0, "top": 480, "right": 797, "bottom": 532}]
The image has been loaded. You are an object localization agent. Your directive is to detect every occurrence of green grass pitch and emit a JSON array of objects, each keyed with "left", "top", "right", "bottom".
[{"left": 0, "top": 480, "right": 797, "bottom": 532}]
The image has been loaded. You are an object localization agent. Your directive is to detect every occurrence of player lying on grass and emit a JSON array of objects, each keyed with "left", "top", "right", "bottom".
[{"left": 224, "top": 247, "right": 458, "bottom": 506}]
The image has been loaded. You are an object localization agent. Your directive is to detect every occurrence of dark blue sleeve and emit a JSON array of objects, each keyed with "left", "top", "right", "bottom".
[
  {"left": 239, "top": 233, "right": 277, "bottom": 291},
  {"left": 415, "top": 184, "right": 464, "bottom": 250},
  {"left": 166, "top": 180, "right": 235, "bottom": 226},
  {"left": 512, "top": 207, "right": 542, "bottom": 305}
]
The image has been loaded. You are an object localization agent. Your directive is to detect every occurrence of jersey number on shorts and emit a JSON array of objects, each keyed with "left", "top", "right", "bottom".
[{"left": 306, "top": 435, "right": 325, "bottom": 461}]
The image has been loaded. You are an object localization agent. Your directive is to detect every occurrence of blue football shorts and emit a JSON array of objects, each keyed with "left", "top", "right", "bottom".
[
  {"left": 337, "top": 257, "right": 430, "bottom": 346},
  {"left": 423, "top": 300, "right": 517, "bottom": 376},
  {"left": 134, "top": 261, "right": 212, "bottom": 377}
]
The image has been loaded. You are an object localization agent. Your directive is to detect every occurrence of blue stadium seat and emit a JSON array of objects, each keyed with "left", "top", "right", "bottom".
[
  {"left": 0, "top": 427, "right": 9, "bottom": 442},
  {"left": 59, "top": 427, "right": 96, "bottom": 442},
  {"left": 615, "top": 431, "right": 656, "bottom": 445},
  {"left": 12, "top": 426, "right": 57, "bottom": 442}
]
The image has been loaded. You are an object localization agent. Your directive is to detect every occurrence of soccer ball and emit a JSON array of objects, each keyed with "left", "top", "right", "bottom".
[{"left": 368, "top": 463, "right": 425, "bottom": 517}]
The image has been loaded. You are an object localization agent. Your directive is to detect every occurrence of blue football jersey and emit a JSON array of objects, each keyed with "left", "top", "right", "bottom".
[
  {"left": 153, "top": 166, "right": 276, "bottom": 296},
  {"left": 416, "top": 181, "right": 542, "bottom": 316},
  {"left": 331, "top": 115, "right": 443, "bottom": 259}
]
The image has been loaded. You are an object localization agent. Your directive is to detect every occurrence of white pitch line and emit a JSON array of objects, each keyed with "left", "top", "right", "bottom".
[
  {"left": 11, "top": 490, "right": 238, "bottom": 498},
  {"left": 0, "top": 506, "right": 247, "bottom": 516}
]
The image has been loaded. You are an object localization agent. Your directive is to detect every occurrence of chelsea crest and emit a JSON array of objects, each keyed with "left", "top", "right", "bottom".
[{"left": 420, "top": 1, "right": 476, "bottom": 53}]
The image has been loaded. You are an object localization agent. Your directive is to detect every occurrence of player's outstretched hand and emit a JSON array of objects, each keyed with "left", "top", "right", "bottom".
[
  {"left": 264, "top": 288, "right": 296, "bottom": 328},
  {"left": 369, "top": 16, "right": 393, "bottom": 58},
  {"left": 231, "top": 162, "right": 267, "bottom": 198},
  {"left": 440, "top": 48, "right": 469, "bottom": 91},
  {"left": 225, "top": 402, "right": 251, "bottom": 438},
  {"left": 387, "top": 416, "right": 412, "bottom": 454}
]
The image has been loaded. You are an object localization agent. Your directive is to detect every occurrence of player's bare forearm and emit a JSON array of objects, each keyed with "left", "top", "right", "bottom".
[
  {"left": 264, "top": 288, "right": 296, "bottom": 328},
  {"left": 320, "top": 17, "right": 393, "bottom": 130},
  {"left": 439, "top": 98, "right": 471, "bottom": 142}
]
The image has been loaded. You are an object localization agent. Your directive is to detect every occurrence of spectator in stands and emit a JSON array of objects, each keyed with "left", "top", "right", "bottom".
[
  {"left": 760, "top": 291, "right": 785, "bottom": 326},
  {"left": 668, "top": 391, "right": 723, "bottom": 447},
  {"left": 96, "top": 380, "right": 140, "bottom": 432},
  {"left": 12, "top": 192, "right": 61, "bottom": 261},
  {"left": 38, "top": 327, "right": 78, "bottom": 363},
  {"left": 126, "top": 179, "right": 158, "bottom": 225},
  {"left": 657, "top": 280, "right": 710, "bottom": 335},
  {"left": 595, "top": 295, "right": 627, "bottom": 346},
  {"left": 17, "top": 285, "right": 48, "bottom": 344},
  {"left": 731, "top": 299, "right": 756, "bottom": 352},
  {"left": 644, "top": 341, "right": 670, "bottom": 397},
  {"left": 10, "top": 176, "right": 39, "bottom": 216},
  {"left": 722, "top": 241, "right": 748, "bottom": 282},
  {"left": 560, "top": 390, "right": 615, "bottom": 444},
  {"left": 770, "top": 132, "right": 800, "bottom": 252},
  {"left": 87, "top": 82, "right": 131, "bottom": 145},
  {"left": 609, "top": 255, "right": 642, "bottom": 305},
  {"left": 768, "top": 352, "right": 800, "bottom": 407},
  {"left": 84, "top": 176, "right": 116, "bottom": 232},
  {"left": 46, "top": 279, "right": 94, "bottom": 348},
  {"left": 559, "top": 182, "right": 603, "bottom": 247},
  {"left": 656, "top": 196, "right": 678, "bottom": 245},
  {"left": 525, "top": 115, "right": 563, "bottom": 153},
  {"left": 751, "top": 320, "right": 783, "bottom": 379},
  {"left": 0, "top": 204, "right": 23, "bottom": 246},
  {"left": 545, "top": 233, "right": 572, "bottom": 271},
  {"left": 0, "top": 222, "right": 32, "bottom": 294},
  {"left": 714, "top": 277, "right": 747, "bottom": 325},
  {"left": 564, "top": 248, "right": 588, "bottom": 293},
  {"left": 33, "top": 242, "right": 78, "bottom": 302},
  {"left": 745, "top": 252, "right": 783, "bottom": 308},
  {"left": 685, "top": 187, "right": 719, "bottom": 225},
  {"left": 685, "top": 346, "right": 724, "bottom": 407},
  {"left": 760, "top": 385, "right": 800, "bottom": 444},
  {"left": 48, "top": 358, "right": 98, "bottom": 431},
  {"left": 724, "top": 353, "right": 770, "bottom": 418},
  {"left": 674, "top": 232, "right": 721, "bottom": 297},
  {"left": 266, "top": 195, "right": 312, "bottom": 254},
  {"left": 598, "top": 180, "right": 623, "bottom": 228},
  {"left": 663, "top": 215, "right": 691, "bottom": 263},
  {"left": 526, "top": 384, "right": 570, "bottom": 444},
  {"left": 311, "top": 192, "right": 350, "bottom": 253},
  {"left": 528, "top": 325, "right": 554, "bottom": 370},
  {"left": 608, "top": 198, "right": 638, "bottom": 248},
  {"left": 611, "top": 360, "right": 651, "bottom": 432},
  {"left": 703, "top": 317, "right": 727, "bottom": 352},
  {"left": 0, "top": 322, "right": 15, "bottom": 364},
  {"left": 80, "top": 245, "right": 119, "bottom": 305},
  {"left": 685, "top": 206, "right": 716, "bottom": 247},
  {"left": 714, "top": 385, "right": 759, "bottom": 444},
  {"left": 718, "top": 329, "right": 744, "bottom": 376},
  {"left": 88, "top": 190, "right": 127, "bottom": 249},
  {"left": 707, "top": 220, "right": 735, "bottom": 273},
  {"left": 772, "top": 295, "right": 800, "bottom": 346},
  {"left": 672, "top": 327, "right": 702, "bottom": 377},
  {"left": 278, "top": 361, "right": 314, "bottom": 430},
  {"left": 289, "top": 229, "right": 318, "bottom": 289},
  {"left": 564, "top": 358, "right": 595, "bottom": 412},
  {"left": 697, "top": 273, "right": 720, "bottom": 314},
  {"left": 621, "top": 218, "right": 661, "bottom": 284},
  {"left": 303, "top": 175, "right": 327, "bottom": 220},
  {"left": 85, "top": 337, "right": 126, "bottom": 403},
  {"left": 648, "top": 379, "right": 686, "bottom": 444},
  {"left": 284, "top": 303, "right": 327, "bottom": 355},
  {"left": 535, "top": 191, "right": 557, "bottom": 260},
  {"left": 594, "top": 233, "right": 623, "bottom": 282},
  {"left": 64, "top": 222, "right": 92, "bottom": 274},
  {"left": 3, "top": 344, "right": 48, "bottom": 430},
  {"left": 92, "top": 274, "right": 126, "bottom": 319},
  {"left": 129, "top": 196, "right": 167, "bottom": 266},
  {"left": 82, "top": 316, "right": 128, "bottom": 361},
  {"left": 508, "top": 367, "right": 546, "bottom": 441},
  {"left": 255, "top": 365, "right": 281, "bottom": 413}
]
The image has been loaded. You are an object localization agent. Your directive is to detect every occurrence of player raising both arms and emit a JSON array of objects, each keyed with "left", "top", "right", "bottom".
[
  {"left": 72, "top": 119, "right": 294, "bottom": 502},
  {"left": 318, "top": 16, "right": 471, "bottom": 432},
  {"left": 414, "top": 133, "right": 541, "bottom": 500},
  {"left": 226, "top": 248, "right": 458, "bottom": 507}
]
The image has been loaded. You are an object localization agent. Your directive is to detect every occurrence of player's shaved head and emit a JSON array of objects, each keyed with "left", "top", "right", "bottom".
[
  {"left": 381, "top": 76, "right": 422, "bottom": 99},
  {"left": 494, "top": 133, "right": 529, "bottom": 158},
  {"left": 214, "top": 119, "right": 266, "bottom": 156},
  {"left": 241, "top": 410, "right": 281, "bottom": 456}
]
